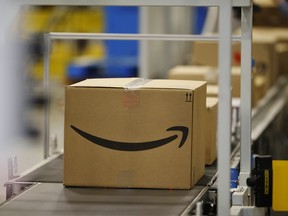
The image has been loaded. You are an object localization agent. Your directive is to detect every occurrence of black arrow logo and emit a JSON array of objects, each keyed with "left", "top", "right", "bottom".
[
  {"left": 70, "top": 125, "right": 189, "bottom": 151},
  {"left": 186, "top": 92, "right": 192, "bottom": 102}
]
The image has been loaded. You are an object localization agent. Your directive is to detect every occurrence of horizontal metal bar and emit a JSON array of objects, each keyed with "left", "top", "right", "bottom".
[
  {"left": 20, "top": 0, "right": 252, "bottom": 7},
  {"left": 49, "top": 32, "right": 242, "bottom": 42}
]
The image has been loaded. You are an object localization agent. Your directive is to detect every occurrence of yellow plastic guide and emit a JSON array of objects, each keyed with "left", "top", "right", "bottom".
[{"left": 273, "top": 160, "right": 288, "bottom": 211}]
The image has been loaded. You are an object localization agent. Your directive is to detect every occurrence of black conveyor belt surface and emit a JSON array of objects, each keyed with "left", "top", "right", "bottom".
[
  {"left": 15, "top": 154, "right": 217, "bottom": 186},
  {"left": 2, "top": 154, "right": 218, "bottom": 216},
  {"left": 16, "top": 154, "right": 63, "bottom": 183},
  {"left": 0, "top": 183, "right": 204, "bottom": 216}
]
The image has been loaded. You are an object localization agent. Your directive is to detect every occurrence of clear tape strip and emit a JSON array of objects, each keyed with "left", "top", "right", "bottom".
[{"left": 124, "top": 78, "right": 151, "bottom": 91}]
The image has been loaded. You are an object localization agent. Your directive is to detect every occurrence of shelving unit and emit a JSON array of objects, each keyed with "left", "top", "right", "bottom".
[{"left": 10, "top": 1, "right": 253, "bottom": 215}]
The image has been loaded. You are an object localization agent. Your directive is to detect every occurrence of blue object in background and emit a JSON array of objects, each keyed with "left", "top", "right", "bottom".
[
  {"left": 67, "top": 60, "right": 105, "bottom": 81},
  {"left": 69, "top": 6, "right": 209, "bottom": 79},
  {"left": 230, "top": 168, "right": 239, "bottom": 188},
  {"left": 103, "top": 6, "right": 139, "bottom": 77},
  {"left": 193, "top": 7, "right": 208, "bottom": 34},
  {"left": 104, "top": 57, "right": 138, "bottom": 77},
  {"left": 67, "top": 57, "right": 138, "bottom": 81},
  {"left": 68, "top": 6, "right": 209, "bottom": 79},
  {"left": 104, "top": 6, "right": 139, "bottom": 57},
  {"left": 67, "top": 6, "right": 139, "bottom": 80}
]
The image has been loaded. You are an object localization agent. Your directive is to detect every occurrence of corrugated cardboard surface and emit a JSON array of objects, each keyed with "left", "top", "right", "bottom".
[
  {"left": 205, "top": 98, "right": 218, "bottom": 165},
  {"left": 64, "top": 78, "right": 206, "bottom": 189}
]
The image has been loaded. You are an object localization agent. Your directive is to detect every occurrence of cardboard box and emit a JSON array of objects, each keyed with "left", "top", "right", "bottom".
[
  {"left": 168, "top": 65, "right": 268, "bottom": 107},
  {"left": 168, "top": 66, "right": 218, "bottom": 84},
  {"left": 192, "top": 32, "right": 278, "bottom": 88},
  {"left": 207, "top": 85, "right": 219, "bottom": 97},
  {"left": 191, "top": 42, "right": 241, "bottom": 66},
  {"left": 206, "top": 78, "right": 267, "bottom": 107},
  {"left": 205, "top": 97, "right": 218, "bottom": 165},
  {"left": 168, "top": 65, "right": 241, "bottom": 98},
  {"left": 64, "top": 78, "right": 207, "bottom": 189},
  {"left": 252, "top": 75, "right": 267, "bottom": 106},
  {"left": 251, "top": 32, "right": 279, "bottom": 87},
  {"left": 255, "top": 28, "right": 288, "bottom": 77},
  {"left": 252, "top": 1, "right": 288, "bottom": 27},
  {"left": 275, "top": 43, "right": 288, "bottom": 77}
]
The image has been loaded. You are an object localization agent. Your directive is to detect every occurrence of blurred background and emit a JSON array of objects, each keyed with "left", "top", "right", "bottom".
[
  {"left": 0, "top": 4, "right": 193, "bottom": 203},
  {"left": 1, "top": 2, "right": 288, "bottom": 213}
]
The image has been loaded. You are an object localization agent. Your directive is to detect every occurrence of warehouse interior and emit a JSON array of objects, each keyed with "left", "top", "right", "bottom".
[{"left": 0, "top": 1, "right": 288, "bottom": 215}]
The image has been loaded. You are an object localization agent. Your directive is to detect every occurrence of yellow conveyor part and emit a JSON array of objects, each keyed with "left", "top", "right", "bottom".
[{"left": 273, "top": 160, "right": 288, "bottom": 211}]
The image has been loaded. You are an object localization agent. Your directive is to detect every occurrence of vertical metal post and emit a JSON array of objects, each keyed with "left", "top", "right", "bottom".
[
  {"left": 44, "top": 33, "right": 51, "bottom": 159},
  {"left": 217, "top": 0, "right": 232, "bottom": 215},
  {"left": 163, "top": 7, "right": 171, "bottom": 77},
  {"left": 239, "top": 6, "right": 253, "bottom": 186},
  {"left": 139, "top": 7, "right": 149, "bottom": 78}
]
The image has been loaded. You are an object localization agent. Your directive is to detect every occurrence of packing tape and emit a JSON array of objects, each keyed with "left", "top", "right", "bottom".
[
  {"left": 123, "top": 78, "right": 150, "bottom": 109},
  {"left": 124, "top": 78, "right": 151, "bottom": 91}
]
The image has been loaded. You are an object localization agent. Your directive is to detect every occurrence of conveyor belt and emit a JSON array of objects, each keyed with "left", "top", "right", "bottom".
[
  {"left": 14, "top": 153, "right": 217, "bottom": 186},
  {"left": 1, "top": 78, "right": 287, "bottom": 216},
  {"left": 2, "top": 154, "right": 217, "bottom": 216},
  {"left": 0, "top": 183, "right": 204, "bottom": 216},
  {"left": 15, "top": 154, "right": 63, "bottom": 183}
]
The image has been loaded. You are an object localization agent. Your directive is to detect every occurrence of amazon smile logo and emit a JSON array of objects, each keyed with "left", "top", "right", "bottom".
[{"left": 71, "top": 125, "right": 189, "bottom": 151}]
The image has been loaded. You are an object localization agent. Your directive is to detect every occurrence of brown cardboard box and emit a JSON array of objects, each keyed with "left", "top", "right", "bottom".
[
  {"left": 252, "top": 75, "right": 267, "bottom": 106},
  {"left": 168, "top": 66, "right": 218, "bottom": 84},
  {"left": 275, "top": 43, "right": 288, "bottom": 77},
  {"left": 64, "top": 78, "right": 207, "bottom": 189},
  {"left": 205, "top": 97, "right": 218, "bottom": 165},
  {"left": 168, "top": 65, "right": 241, "bottom": 98},
  {"left": 207, "top": 78, "right": 267, "bottom": 108},
  {"left": 168, "top": 65, "right": 268, "bottom": 107},
  {"left": 252, "top": 0, "right": 288, "bottom": 27},
  {"left": 191, "top": 42, "right": 241, "bottom": 66},
  {"left": 192, "top": 32, "right": 278, "bottom": 88},
  {"left": 254, "top": 28, "right": 288, "bottom": 77},
  {"left": 251, "top": 33, "right": 279, "bottom": 87},
  {"left": 207, "top": 85, "right": 219, "bottom": 97}
]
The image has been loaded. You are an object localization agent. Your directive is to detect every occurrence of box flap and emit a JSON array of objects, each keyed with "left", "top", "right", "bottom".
[
  {"left": 142, "top": 79, "right": 206, "bottom": 90},
  {"left": 70, "top": 78, "right": 139, "bottom": 88},
  {"left": 70, "top": 78, "right": 206, "bottom": 91}
]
